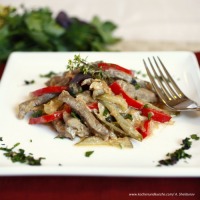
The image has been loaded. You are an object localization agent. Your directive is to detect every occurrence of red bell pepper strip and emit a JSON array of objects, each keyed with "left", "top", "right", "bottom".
[
  {"left": 62, "top": 104, "right": 72, "bottom": 113},
  {"left": 98, "top": 62, "right": 134, "bottom": 76},
  {"left": 29, "top": 111, "right": 64, "bottom": 124},
  {"left": 87, "top": 102, "right": 98, "bottom": 110},
  {"left": 109, "top": 81, "right": 143, "bottom": 109},
  {"left": 141, "top": 107, "right": 171, "bottom": 123},
  {"left": 31, "top": 86, "right": 68, "bottom": 97},
  {"left": 137, "top": 120, "right": 151, "bottom": 139},
  {"left": 109, "top": 81, "right": 171, "bottom": 123},
  {"left": 29, "top": 104, "right": 71, "bottom": 124}
]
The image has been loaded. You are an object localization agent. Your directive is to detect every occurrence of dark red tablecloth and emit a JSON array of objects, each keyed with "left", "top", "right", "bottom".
[{"left": 0, "top": 52, "right": 200, "bottom": 200}]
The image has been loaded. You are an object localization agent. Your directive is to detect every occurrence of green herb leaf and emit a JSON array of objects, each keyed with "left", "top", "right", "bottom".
[
  {"left": 31, "top": 110, "right": 43, "bottom": 118},
  {"left": 85, "top": 151, "right": 94, "bottom": 157},
  {"left": 120, "top": 113, "right": 133, "bottom": 120},
  {"left": 157, "top": 135, "right": 200, "bottom": 166},
  {"left": 0, "top": 6, "right": 120, "bottom": 64},
  {"left": 0, "top": 143, "right": 45, "bottom": 165},
  {"left": 24, "top": 80, "right": 35, "bottom": 85},
  {"left": 147, "top": 112, "right": 153, "bottom": 120},
  {"left": 91, "top": 16, "right": 120, "bottom": 45},
  {"left": 54, "top": 136, "right": 66, "bottom": 139},
  {"left": 40, "top": 71, "right": 57, "bottom": 78},
  {"left": 134, "top": 83, "right": 141, "bottom": 90},
  {"left": 70, "top": 111, "right": 81, "bottom": 119},
  {"left": 103, "top": 108, "right": 109, "bottom": 116},
  {"left": 181, "top": 137, "right": 192, "bottom": 150},
  {"left": 190, "top": 134, "right": 200, "bottom": 140}
]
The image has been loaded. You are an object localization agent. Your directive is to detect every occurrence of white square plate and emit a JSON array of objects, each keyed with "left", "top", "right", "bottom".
[{"left": 0, "top": 51, "right": 200, "bottom": 177}]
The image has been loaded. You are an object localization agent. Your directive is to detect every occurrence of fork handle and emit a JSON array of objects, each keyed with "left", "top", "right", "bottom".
[{"left": 177, "top": 107, "right": 200, "bottom": 111}]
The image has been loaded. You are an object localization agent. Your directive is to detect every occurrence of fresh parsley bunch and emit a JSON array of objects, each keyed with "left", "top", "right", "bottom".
[{"left": 0, "top": 5, "right": 120, "bottom": 64}]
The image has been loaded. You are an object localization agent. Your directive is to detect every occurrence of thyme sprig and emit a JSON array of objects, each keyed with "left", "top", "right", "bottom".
[{"left": 66, "top": 54, "right": 109, "bottom": 80}]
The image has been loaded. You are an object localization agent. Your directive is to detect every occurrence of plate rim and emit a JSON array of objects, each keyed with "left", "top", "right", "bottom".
[{"left": 0, "top": 51, "right": 200, "bottom": 177}]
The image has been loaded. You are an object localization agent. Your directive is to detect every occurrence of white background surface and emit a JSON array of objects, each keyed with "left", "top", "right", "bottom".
[
  {"left": 0, "top": 52, "right": 200, "bottom": 176},
  {"left": 1, "top": 0, "right": 200, "bottom": 43}
]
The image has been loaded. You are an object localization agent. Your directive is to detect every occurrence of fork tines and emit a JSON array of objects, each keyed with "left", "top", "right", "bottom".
[{"left": 143, "top": 56, "right": 184, "bottom": 103}]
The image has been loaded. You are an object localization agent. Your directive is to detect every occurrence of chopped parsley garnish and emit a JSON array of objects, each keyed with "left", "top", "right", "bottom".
[
  {"left": 24, "top": 80, "right": 35, "bottom": 85},
  {"left": 31, "top": 110, "right": 43, "bottom": 118},
  {"left": 147, "top": 112, "right": 153, "bottom": 120},
  {"left": 103, "top": 110, "right": 133, "bottom": 122},
  {"left": 131, "top": 79, "right": 141, "bottom": 89},
  {"left": 121, "top": 113, "right": 133, "bottom": 120},
  {"left": 103, "top": 108, "right": 109, "bottom": 116},
  {"left": 134, "top": 70, "right": 147, "bottom": 78},
  {"left": 190, "top": 134, "right": 200, "bottom": 140},
  {"left": 134, "top": 83, "right": 141, "bottom": 90},
  {"left": 70, "top": 110, "right": 83, "bottom": 123},
  {"left": 181, "top": 137, "right": 192, "bottom": 150},
  {"left": 85, "top": 151, "right": 94, "bottom": 157},
  {"left": 40, "top": 71, "right": 57, "bottom": 78},
  {"left": 54, "top": 135, "right": 66, "bottom": 139},
  {"left": 0, "top": 143, "right": 45, "bottom": 165},
  {"left": 158, "top": 134, "right": 199, "bottom": 166},
  {"left": 142, "top": 73, "right": 147, "bottom": 78},
  {"left": 136, "top": 70, "right": 141, "bottom": 75}
]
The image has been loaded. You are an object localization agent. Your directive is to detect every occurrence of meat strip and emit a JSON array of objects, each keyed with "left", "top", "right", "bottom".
[
  {"left": 105, "top": 68, "right": 133, "bottom": 83},
  {"left": 58, "top": 91, "right": 111, "bottom": 140},
  {"left": 63, "top": 112, "right": 90, "bottom": 138},
  {"left": 18, "top": 93, "right": 57, "bottom": 119},
  {"left": 116, "top": 80, "right": 158, "bottom": 103},
  {"left": 46, "top": 71, "right": 74, "bottom": 86},
  {"left": 52, "top": 119, "right": 74, "bottom": 139}
]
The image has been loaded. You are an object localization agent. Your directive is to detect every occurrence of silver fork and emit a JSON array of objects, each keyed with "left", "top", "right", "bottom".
[{"left": 143, "top": 56, "right": 200, "bottom": 111}]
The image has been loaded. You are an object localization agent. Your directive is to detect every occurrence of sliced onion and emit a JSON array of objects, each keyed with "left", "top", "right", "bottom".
[{"left": 75, "top": 136, "right": 133, "bottom": 148}]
